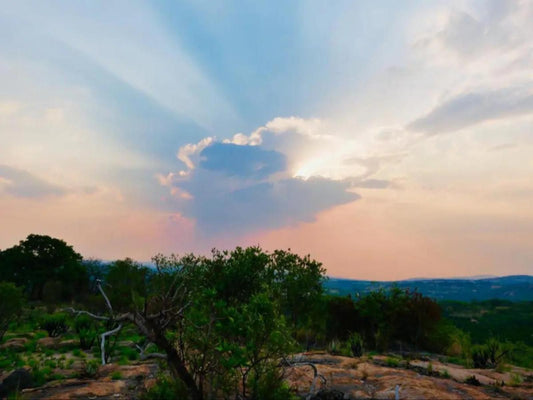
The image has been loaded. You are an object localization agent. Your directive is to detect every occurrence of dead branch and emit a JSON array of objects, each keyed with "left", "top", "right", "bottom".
[
  {"left": 62, "top": 307, "right": 110, "bottom": 321},
  {"left": 135, "top": 343, "right": 168, "bottom": 360},
  {"left": 281, "top": 356, "right": 326, "bottom": 400},
  {"left": 96, "top": 279, "right": 114, "bottom": 316},
  {"left": 100, "top": 323, "right": 122, "bottom": 365}
]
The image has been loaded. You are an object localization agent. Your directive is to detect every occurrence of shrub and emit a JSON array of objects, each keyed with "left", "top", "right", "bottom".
[
  {"left": 40, "top": 313, "right": 68, "bottom": 338},
  {"left": 81, "top": 360, "right": 100, "bottom": 379},
  {"left": 509, "top": 373, "right": 523, "bottom": 387},
  {"left": 73, "top": 314, "right": 98, "bottom": 350},
  {"left": 111, "top": 371, "right": 122, "bottom": 380},
  {"left": 472, "top": 338, "right": 509, "bottom": 369},
  {"left": 141, "top": 375, "right": 188, "bottom": 400},
  {"left": 0, "top": 282, "right": 24, "bottom": 342},
  {"left": 386, "top": 357, "right": 400, "bottom": 368},
  {"left": 248, "top": 366, "right": 297, "bottom": 400},
  {"left": 348, "top": 332, "right": 364, "bottom": 357}
]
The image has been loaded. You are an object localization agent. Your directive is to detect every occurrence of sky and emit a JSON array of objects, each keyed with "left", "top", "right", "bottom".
[{"left": 0, "top": 0, "right": 532, "bottom": 280}]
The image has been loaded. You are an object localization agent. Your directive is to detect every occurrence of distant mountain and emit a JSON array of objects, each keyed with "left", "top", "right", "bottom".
[{"left": 324, "top": 275, "right": 533, "bottom": 301}]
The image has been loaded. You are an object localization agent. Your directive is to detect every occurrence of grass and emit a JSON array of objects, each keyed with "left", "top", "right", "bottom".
[
  {"left": 111, "top": 371, "right": 123, "bottom": 380},
  {"left": 386, "top": 357, "right": 400, "bottom": 367}
]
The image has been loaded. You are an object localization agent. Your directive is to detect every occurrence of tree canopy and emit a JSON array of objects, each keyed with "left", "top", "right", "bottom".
[{"left": 0, "top": 234, "right": 85, "bottom": 300}]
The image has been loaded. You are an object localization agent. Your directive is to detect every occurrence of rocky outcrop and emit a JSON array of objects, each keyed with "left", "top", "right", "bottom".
[{"left": 0, "top": 368, "right": 34, "bottom": 398}]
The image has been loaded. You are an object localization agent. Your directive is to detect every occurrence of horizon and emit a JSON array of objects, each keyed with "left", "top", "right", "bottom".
[{"left": 1, "top": 1, "right": 532, "bottom": 280}]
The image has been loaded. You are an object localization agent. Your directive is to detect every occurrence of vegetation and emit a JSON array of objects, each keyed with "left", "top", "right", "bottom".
[
  {"left": 0, "top": 281, "right": 24, "bottom": 341},
  {"left": 0, "top": 233, "right": 532, "bottom": 399}
]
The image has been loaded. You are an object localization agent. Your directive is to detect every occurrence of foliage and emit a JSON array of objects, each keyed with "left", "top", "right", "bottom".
[
  {"left": 81, "top": 360, "right": 100, "bottom": 378},
  {"left": 0, "top": 234, "right": 86, "bottom": 301},
  {"left": 74, "top": 246, "right": 324, "bottom": 400},
  {"left": 40, "top": 313, "right": 68, "bottom": 338},
  {"left": 441, "top": 300, "right": 533, "bottom": 347},
  {"left": 0, "top": 282, "right": 24, "bottom": 341},
  {"left": 141, "top": 375, "right": 188, "bottom": 400},
  {"left": 104, "top": 258, "right": 150, "bottom": 313},
  {"left": 73, "top": 314, "right": 98, "bottom": 350},
  {"left": 471, "top": 338, "right": 510, "bottom": 369},
  {"left": 348, "top": 332, "right": 364, "bottom": 357},
  {"left": 325, "top": 287, "right": 443, "bottom": 353}
]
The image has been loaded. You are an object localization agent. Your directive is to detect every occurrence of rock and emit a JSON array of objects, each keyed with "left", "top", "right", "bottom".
[
  {"left": 37, "top": 337, "right": 59, "bottom": 349},
  {"left": 309, "top": 389, "right": 346, "bottom": 400},
  {"left": 0, "top": 368, "right": 34, "bottom": 397},
  {"left": 0, "top": 338, "right": 28, "bottom": 351}
]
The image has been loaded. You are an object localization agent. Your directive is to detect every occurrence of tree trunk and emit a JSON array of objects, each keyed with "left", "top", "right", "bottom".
[{"left": 153, "top": 329, "right": 203, "bottom": 400}]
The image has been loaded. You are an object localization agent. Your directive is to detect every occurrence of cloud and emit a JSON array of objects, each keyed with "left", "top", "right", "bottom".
[
  {"left": 407, "top": 86, "right": 533, "bottom": 135},
  {"left": 160, "top": 118, "right": 363, "bottom": 235},
  {"left": 0, "top": 165, "right": 66, "bottom": 198},
  {"left": 181, "top": 174, "right": 359, "bottom": 235},
  {"left": 199, "top": 142, "right": 286, "bottom": 179}
]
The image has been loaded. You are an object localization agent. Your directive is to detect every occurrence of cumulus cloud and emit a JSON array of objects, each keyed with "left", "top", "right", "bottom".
[
  {"left": 200, "top": 142, "right": 287, "bottom": 179},
  {"left": 0, "top": 165, "right": 66, "bottom": 198},
  {"left": 159, "top": 117, "right": 365, "bottom": 235},
  {"left": 407, "top": 86, "right": 533, "bottom": 134}
]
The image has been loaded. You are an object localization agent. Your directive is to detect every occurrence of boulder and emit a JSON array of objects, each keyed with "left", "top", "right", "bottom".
[
  {"left": 0, "top": 338, "right": 28, "bottom": 351},
  {"left": 0, "top": 368, "right": 34, "bottom": 397}
]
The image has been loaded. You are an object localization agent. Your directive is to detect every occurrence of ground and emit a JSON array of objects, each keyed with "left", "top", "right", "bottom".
[{"left": 3, "top": 347, "right": 533, "bottom": 399}]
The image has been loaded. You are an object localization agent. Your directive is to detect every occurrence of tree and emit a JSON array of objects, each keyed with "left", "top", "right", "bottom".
[
  {"left": 0, "top": 282, "right": 24, "bottom": 341},
  {"left": 67, "top": 247, "right": 325, "bottom": 400},
  {"left": 0, "top": 234, "right": 85, "bottom": 300}
]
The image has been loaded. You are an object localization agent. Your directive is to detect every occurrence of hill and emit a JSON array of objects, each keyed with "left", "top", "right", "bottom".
[{"left": 324, "top": 275, "right": 533, "bottom": 301}]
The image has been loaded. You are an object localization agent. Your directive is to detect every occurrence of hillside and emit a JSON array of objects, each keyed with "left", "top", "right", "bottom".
[{"left": 324, "top": 275, "right": 533, "bottom": 301}]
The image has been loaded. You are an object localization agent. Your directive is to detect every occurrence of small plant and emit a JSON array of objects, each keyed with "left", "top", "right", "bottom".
[
  {"left": 348, "top": 332, "right": 364, "bottom": 357},
  {"left": 40, "top": 313, "right": 68, "bottom": 338},
  {"left": 386, "top": 357, "right": 400, "bottom": 368},
  {"left": 427, "top": 361, "right": 433, "bottom": 375},
  {"left": 73, "top": 314, "right": 98, "bottom": 350},
  {"left": 81, "top": 360, "right": 99, "bottom": 379},
  {"left": 509, "top": 373, "right": 523, "bottom": 387},
  {"left": 141, "top": 375, "right": 188, "bottom": 400},
  {"left": 327, "top": 339, "right": 340, "bottom": 355},
  {"left": 111, "top": 371, "right": 122, "bottom": 380},
  {"left": 441, "top": 369, "right": 450, "bottom": 379}
]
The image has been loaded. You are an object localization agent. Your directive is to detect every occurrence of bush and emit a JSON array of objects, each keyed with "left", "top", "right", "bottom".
[
  {"left": 81, "top": 360, "right": 100, "bottom": 379},
  {"left": 0, "top": 282, "right": 24, "bottom": 342},
  {"left": 73, "top": 314, "right": 98, "bottom": 350},
  {"left": 386, "top": 357, "right": 400, "bottom": 368},
  {"left": 348, "top": 332, "right": 364, "bottom": 357},
  {"left": 141, "top": 375, "right": 188, "bottom": 400},
  {"left": 472, "top": 338, "right": 509, "bottom": 369},
  {"left": 111, "top": 371, "right": 122, "bottom": 380},
  {"left": 40, "top": 313, "right": 68, "bottom": 338},
  {"left": 247, "top": 365, "right": 297, "bottom": 400}
]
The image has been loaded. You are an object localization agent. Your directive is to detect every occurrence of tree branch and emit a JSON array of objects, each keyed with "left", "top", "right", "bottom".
[
  {"left": 62, "top": 307, "right": 110, "bottom": 321},
  {"left": 100, "top": 324, "right": 122, "bottom": 365},
  {"left": 96, "top": 279, "right": 114, "bottom": 317},
  {"left": 135, "top": 343, "right": 168, "bottom": 360}
]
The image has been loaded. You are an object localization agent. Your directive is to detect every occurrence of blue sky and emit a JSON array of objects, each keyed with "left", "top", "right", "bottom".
[{"left": 1, "top": 0, "right": 532, "bottom": 279}]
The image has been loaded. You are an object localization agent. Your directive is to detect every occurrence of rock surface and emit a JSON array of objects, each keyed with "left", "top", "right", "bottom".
[
  {"left": 6, "top": 353, "right": 532, "bottom": 399},
  {"left": 0, "top": 368, "right": 34, "bottom": 398}
]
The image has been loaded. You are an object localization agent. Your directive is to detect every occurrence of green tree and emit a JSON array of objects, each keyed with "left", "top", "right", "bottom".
[
  {"left": 0, "top": 281, "right": 24, "bottom": 341},
  {"left": 0, "top": 234, "right": 85, "bottom": 300},
  {"left": 105, "top": 258, "right": 149, "bottom": 312},
  {"left": 70, "top": 247, "right": 324, "bottom": 400}
]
